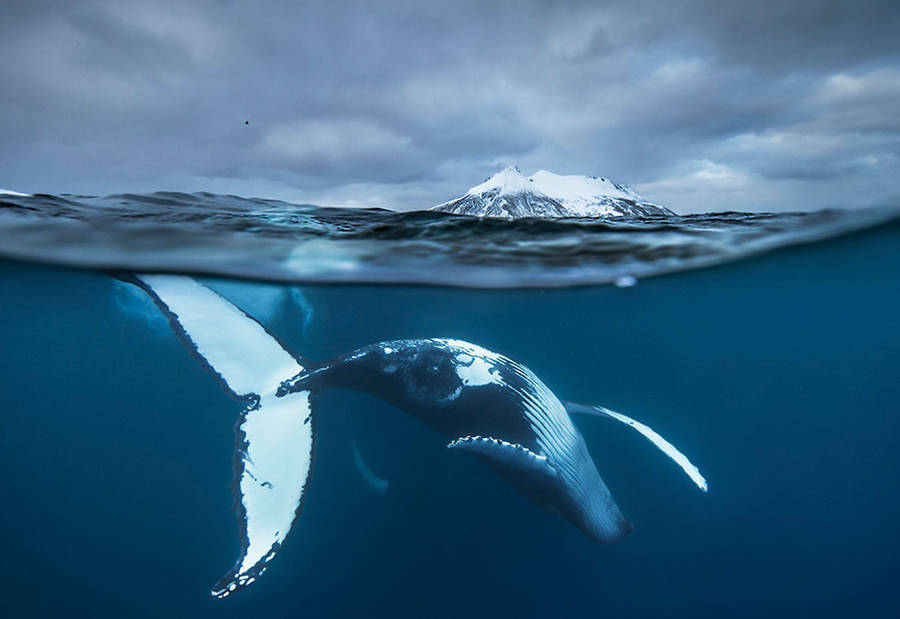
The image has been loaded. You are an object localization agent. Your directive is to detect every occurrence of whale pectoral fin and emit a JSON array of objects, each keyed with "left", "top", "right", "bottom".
[
  {"left": 352, "top": 441, "right": 390, "bottom": 494},
  {"left": 447, "top": 435, "right": 558, "bottom": 481},
  {"left": 563, "top": 401, "right": 708, "bottom": 492}
]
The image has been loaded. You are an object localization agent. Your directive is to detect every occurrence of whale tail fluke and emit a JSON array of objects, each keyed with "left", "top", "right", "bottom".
[
  {"left": 563, "top": 401, "right": 708, "bottom": 493},
  {"left": 131, "top": 275, "right": 314, "bottom": 598}
]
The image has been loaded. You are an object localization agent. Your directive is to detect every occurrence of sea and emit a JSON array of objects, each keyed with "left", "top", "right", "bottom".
[{"left": 1, "top": 191, "right": 899, "bottom": 618}]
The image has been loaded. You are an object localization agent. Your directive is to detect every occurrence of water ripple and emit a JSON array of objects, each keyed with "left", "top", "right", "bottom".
[{"left": 0, "top": 192, "right": 897, "bottom": 288}]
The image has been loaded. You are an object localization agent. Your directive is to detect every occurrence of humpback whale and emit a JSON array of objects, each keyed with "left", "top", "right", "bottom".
[{"left": 129, "top": 274, "right": 707, "bottom": 599}]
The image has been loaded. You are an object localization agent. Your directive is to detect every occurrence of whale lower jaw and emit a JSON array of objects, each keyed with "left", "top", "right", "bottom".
[{"left": 447, "top": 435, "right": 558, "bottom": 480}]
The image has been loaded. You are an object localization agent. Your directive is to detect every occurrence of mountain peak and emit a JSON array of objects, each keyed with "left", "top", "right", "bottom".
[
  {"left": 433, "top": 167, "right": 673, "bottom": 219},
  {"left": 468, "top": 165, "right": 531, "bottom": 196}
]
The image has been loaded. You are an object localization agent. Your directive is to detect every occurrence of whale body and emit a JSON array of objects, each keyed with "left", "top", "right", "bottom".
[
  {"left": 285, "top": 338, "right": 632, "bottom": 544},
  {"left": 129, "top": 274, "right": 707, "bottom": 599}
]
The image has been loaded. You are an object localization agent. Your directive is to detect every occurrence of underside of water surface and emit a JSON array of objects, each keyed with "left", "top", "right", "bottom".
[
  {"left": 1, "top": 213, "right": 899, "bottom": 617},
  {"left": 2, "top": 191, "right": 898, "bottom": 287}
]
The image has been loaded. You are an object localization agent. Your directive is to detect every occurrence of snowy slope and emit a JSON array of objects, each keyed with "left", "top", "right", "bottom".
[{"left": 432, "top": 166, "right": 672, "bottom": 218}]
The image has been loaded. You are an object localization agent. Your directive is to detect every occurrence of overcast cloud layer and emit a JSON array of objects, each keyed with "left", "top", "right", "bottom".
[{"left": 1, "top": 0, "right": 899, "bottom": 213}]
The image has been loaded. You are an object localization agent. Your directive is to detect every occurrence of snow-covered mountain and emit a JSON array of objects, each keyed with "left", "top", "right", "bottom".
[{"left": 432, "top": 166, "right": 673, "bottom": 218}]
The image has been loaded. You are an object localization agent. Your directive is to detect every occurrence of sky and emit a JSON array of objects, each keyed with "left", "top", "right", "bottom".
[{"left": 1, "top": 0, "right": 899, "bottom": 213}]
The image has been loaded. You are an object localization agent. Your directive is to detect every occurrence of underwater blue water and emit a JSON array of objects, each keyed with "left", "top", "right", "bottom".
[{"left": 1, "top": 216, "right": 899, "bottom": 617}]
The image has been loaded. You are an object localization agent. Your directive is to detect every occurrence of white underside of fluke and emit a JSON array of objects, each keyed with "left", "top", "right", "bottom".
[
  {"left": 135, "top": 275, "right": 313, "bottom": 598},
  {"left": 137, "top": 275, "right": 300, "bottom": 395}
]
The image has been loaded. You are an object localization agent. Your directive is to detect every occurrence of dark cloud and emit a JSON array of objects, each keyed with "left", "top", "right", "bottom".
[{"left": 0, "top": 0, "right": 898, "bottom": 212}]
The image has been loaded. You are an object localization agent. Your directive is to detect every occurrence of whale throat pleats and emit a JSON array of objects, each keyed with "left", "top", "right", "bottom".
[{"left": 132, "top": 275, "right": 314, "bottom": 598}]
